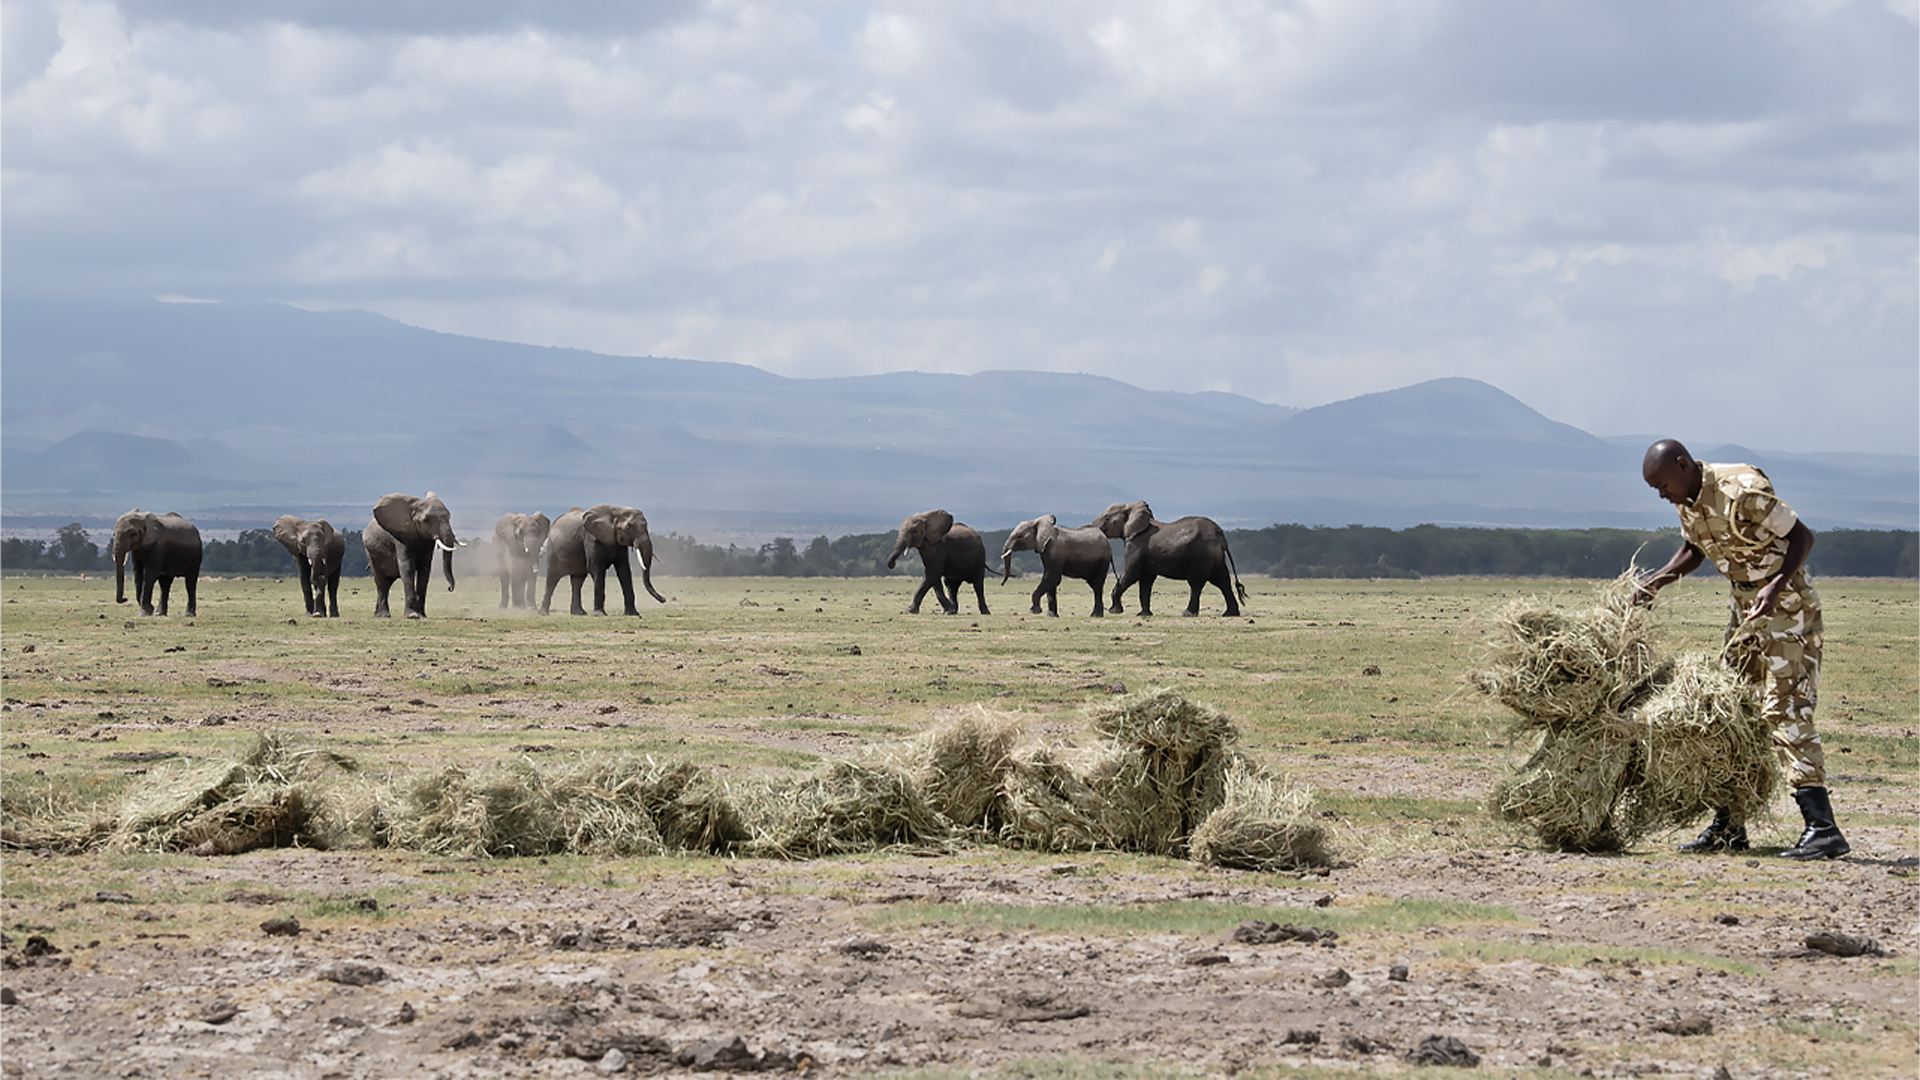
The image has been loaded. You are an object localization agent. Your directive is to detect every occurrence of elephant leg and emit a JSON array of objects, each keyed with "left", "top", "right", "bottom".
[
  {"left": 325, "top": 574, "right": 340, "bottom": 618},
  {"left": 299, "top": 560, "right": 318, "bottom": 616},
  {"left": 373, "top": 573, "right": 394, "bottom": 617},
  {"left": 588, "top": 567, "right": 609, "bottom": 615},
  {"left": 183, "top": 573, "right": 197, "bottom": 617},
  {"left": 908, "top": 576, "right": 936, "bottom": 614},
  {"left": 971, "top": 576, "right": 990, "bottom": 616},
  {"left": 499, "top": 573, "right": 510, "bottom": 609},
  {"left": 137, "top": 564, "right": 156, "bottom": 616},
  {"left": 612, "top": 558, "right": 638, "bottom": 616},
  {"left": 1211, "top": 565, "right": 1241, "bottom": 616},
  {"left": 935, "top": 577, "right": 960, "bottom": 614},
  {"left": 1029, "top": 581, "right": 1046, "bottom": 615},
  {"left": 1041, "top": 569, "right": 1062, "bottom": 616},
  {"left": 1088, "top": 575, "right": 1105, "bottom": 617},
  {"left": 571, "top": 574, "right": 589, "bottom": 616},
  {"left": 1184, "top": 578, "right": 1206, "bottom": 617},
  {"left": 155, "top": 576, "right": 172, "bottom": 616},
  {"left": 539, "top": 572, "right": 561, "bottom": 615},
  {"left": 394, "top": 549, "right": 420, "bottom": 618},
  {"left": 1136, "top": 574, "right": 1155, "bottom": 617}
]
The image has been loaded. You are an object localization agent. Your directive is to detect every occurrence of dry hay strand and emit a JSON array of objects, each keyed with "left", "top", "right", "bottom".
[
  {"left": 1489, "top": 724, "right": 1640, "bottom": 852},
  {"left": 105, "top": 732, "right": 356, "bottom": 854},
  {"left": 1188, "top": 765, "right": 1331, "bottom": 871},
  {"left": 0, "top": 782, "right": 116, "bottom": 854},
  {"left": 1619, "top": 652, "right": 1777, "bottom": 839},
  {"left": 380, "top": 759, "right": 557, "bottom": 858},
  {"left": 1083, "top": 688, "right": 1238, "bottom": 851},
  {"left": 879, "top": 704, "right": 1023, "bottom": 828},
  {"left": 735, "top": 759, "right": 952, "bottom": 859},
  {"left": 1469, "top": 572, "right": 1667, "bottom": 731},
  {"left": 637, "top": 760, "right": 747, "bottom": 853}
]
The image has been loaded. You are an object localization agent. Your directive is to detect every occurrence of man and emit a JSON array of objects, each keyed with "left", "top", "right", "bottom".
[{"left": 1637, "top": 439, "right": 1848, "bottom": 859}]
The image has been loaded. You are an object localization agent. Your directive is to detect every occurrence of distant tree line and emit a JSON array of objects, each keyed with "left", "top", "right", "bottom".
[{"left": 4, "top": 523, "right": 1914, "bottom": 579}]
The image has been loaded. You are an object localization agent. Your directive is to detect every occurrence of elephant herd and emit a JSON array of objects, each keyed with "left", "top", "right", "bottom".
[
  {"left": 105, "top": 496, "right": 1246, "bottom": 621},
  {"left": 893, "top": 501, "right": 1247, "bottom": 618}
]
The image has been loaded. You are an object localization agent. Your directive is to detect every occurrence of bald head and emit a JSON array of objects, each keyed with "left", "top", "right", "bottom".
[{"left": 1643, "top": 439, "right": 1702, "bottom": 506}]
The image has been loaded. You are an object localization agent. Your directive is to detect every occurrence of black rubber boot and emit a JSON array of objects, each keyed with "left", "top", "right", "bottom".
[
  {"left": 1781, "top": 786, "right": 1850, "bottom": 860},
  {"left": 1677, "top": 808, "right": 1748, "bottom": 853}
]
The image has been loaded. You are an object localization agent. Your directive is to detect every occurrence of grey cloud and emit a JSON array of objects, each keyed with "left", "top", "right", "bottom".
[{"left": 120, "top": 0, "right": 704, "bottom": 36}]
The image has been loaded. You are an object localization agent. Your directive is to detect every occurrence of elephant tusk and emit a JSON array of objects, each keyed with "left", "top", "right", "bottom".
[{"left": 436, "top": 538, "right": 457, "bottom": 553}]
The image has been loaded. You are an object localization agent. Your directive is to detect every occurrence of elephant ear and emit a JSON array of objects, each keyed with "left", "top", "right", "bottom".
[
  {"left": 372, "top": 494, "right": 421, "bottom": 540},
  {"left": 923, "top": 510, "right": 954, "bottom": 545},
  {"left": 1123, "top": 502, "right": 1154, "bottom": 541},
  {"left": 623, "top": 508, "right": 650, "bottom": 544},
  {"left": 272, "top": 515, "right": 303, "bottom": 550},
  {"left": 1036, "top": 516, "right": 1059, "bottom": 554},
  {"left": 582, "top": 505, "right": 618, "bottom": 547},
  {"left": 531, "top": 511, "right": 551, "bottom": 536}
]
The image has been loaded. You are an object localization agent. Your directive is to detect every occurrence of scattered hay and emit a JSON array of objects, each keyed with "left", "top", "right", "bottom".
[
  {"left": 1473, "top": 575, "right": 1780, "bottom": 851},
  {"left": 881, "top": 705, "right": 1021, "bottom": 828},
  {"left": 1189, "top": 766, "right": 1329, "bottom": 871},
  {"left": 18, "top": 692, "right": 1330, "bottom": 866},
  {"left": 106, "top": 732, "right": 353, "bottom": 855},
  {"left": 736, "top": 759, "right": 950, "bottom": 858}
]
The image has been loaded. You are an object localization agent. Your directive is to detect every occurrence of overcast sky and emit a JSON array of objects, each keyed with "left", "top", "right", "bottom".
[{"left": 5, "top": 0, "right": 1915, "bottom": 453}]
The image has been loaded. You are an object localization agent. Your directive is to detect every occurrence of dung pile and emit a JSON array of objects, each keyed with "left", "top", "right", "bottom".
[
  {"left": 7, "top": 692, "right": 1331, "bottom": 869},
  {"left": 1472, "top": 573, "right": 1778, "bottom": 851}
]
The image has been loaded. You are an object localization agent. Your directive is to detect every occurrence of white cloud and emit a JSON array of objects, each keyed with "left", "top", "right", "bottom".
[{"left": 3, "top": 0, "right": 1914, "bottom": 452}]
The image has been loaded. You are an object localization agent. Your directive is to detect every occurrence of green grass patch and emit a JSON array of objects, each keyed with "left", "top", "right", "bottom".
[
  {"left": 1439, "top": 937, "right": 1764, "bottom": 976},
  {"left": 865, "top": 896, "right": 1519, "bottom": 936}
]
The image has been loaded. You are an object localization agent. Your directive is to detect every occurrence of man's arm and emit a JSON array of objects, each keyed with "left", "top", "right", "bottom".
[
  {"left": 1748, "top": 519, "right": 1813, "bottom": 620},
  {"left": 1636, "top": 541, "right": 1704, "bottom": 606}
]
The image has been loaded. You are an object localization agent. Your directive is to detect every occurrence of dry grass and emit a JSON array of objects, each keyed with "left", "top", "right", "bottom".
[
  {"left": 1187, "top": 765, "right": 1328, "bottom": 871},
  {"left": 1473, "top": 574, "right": 1779, "bottom": 851}
]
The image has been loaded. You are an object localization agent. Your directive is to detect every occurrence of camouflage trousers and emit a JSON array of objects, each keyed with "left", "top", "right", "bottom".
[{"left": 1725, "top": 572, "right": 1824, "bottom": 791}]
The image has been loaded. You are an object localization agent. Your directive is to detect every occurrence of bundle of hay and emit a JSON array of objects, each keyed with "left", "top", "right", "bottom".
[
  {"left": 737, "top": 759, "right": 950, "bottom": 858},
  {"left": 1469, "top": 574, "right": 1667, "bottom": 730},
  {"left": 1472, "top": 575, "right": 1778, "bottom": 851},
  {"left": 105, "top": 733, "right": 353, "bottom": 855},
  {"left": 881, "top": 705, "right": 1022, "bottom": 828},
  {"left": 1188, "top": 765, "right": 1329, "bottom": 871},
  {"left": 999, "top": 742, "right": 1148, "bottom": 852},
  {"left": 1618, "top": 653, "right": 1776, "bottom": 838}
]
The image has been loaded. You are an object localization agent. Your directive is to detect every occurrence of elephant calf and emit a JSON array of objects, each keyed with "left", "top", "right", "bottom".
[
  {"left": 273, "top": 515, "right": 346, "bottom": 618},
  {"left": 541, "top": 505, "right": 665, "bottom": 616},
  {"left": 1093, "top": 500, "right": 1248, "bottom": 617},
  {"left": 888, "top": 509, "right": 991, "bottom": 615},
  {"left": 1001, "top": 514, "right": 1115, "bottom": 617},
  {"left": 494, "top": 511, "right": 551, "bottom": 609},
  {"left": 113, "top": 509, "right": 202, "bottom": 617}
]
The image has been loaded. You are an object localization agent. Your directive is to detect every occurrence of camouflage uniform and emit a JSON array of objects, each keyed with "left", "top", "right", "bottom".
[{"left": 1677, "top": 463, "right": 1824, "bottom": 789}]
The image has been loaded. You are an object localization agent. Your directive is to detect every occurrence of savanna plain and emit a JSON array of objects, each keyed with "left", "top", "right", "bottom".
[{"left": 2, "top": 572, "right": 1915, "bottom": 1079}]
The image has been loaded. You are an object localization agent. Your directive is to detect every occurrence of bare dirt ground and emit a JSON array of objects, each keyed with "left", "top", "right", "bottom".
[{"left": 3, "top": 575, "right": 1916, "bottom": 1078}]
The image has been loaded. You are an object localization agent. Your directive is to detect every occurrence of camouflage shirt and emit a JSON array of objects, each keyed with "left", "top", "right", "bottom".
[{"left": 1677, "top": 462, "right": 1801, "bottom": 584}]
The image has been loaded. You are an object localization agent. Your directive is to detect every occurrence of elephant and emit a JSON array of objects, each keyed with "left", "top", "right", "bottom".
[
  {"left": 1000, "top": 514, "right": 1116, "bottom": 617},
  {"left": 540, "top": 504, "right": 666, "bottom": 616},
  {"left": 113, "top": 509, "right": 202, "bottom": 616},
  {"left": 272, "top": 515, "right": 346, "bottom": 618},
  {"left": 1092, "top": 501, "right": 1249, "bottom": 617},
  {"left": 493, "top": 512, "right": 551, "bottom": 609},
  {"left": 361, "top": 491, "right": 461, "bottom": 618},
  {"left": 887, "top": 509, "right": 991, "bottom": 615}
]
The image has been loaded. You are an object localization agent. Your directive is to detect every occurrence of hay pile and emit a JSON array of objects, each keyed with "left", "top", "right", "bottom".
[
  {"left": 7, "top": 692, "right": 1331, "bottom": 869},
  {"left": 1473, "top": 573, "right": 1778, "bottom": 851}
]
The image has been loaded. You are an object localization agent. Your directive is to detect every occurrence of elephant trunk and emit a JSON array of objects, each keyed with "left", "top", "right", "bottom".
[
  {"left": 1001, "top": 547, "right": 1015, "bottom": 585},
  {"left": 436, "top": 535, "right": 458, "bottom": 591},
  {"left": 887, "top": 534, "right": 909, "bottom": 570},
  {"left": 636, "top": 541, "right": 666, "bottom": 604}
]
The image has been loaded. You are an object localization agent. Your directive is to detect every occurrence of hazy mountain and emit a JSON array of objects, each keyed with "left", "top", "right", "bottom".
[{"left": 3, "top": 297, "right": 1912, "bottom": 540}]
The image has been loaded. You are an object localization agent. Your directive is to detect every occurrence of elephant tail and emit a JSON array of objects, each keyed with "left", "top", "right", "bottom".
[{"left": 1226, "top": 541, "right": 1249, "bottom": 605}]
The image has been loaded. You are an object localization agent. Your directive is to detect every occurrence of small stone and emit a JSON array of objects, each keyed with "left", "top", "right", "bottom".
[
  {"left": 1654, "top": 1012, "right": 1713, "bottom": 1036},
  {"left": 194, "top": 999, "right": 240, "bottom": 1025},
  {"left": 1313, "top": 894, "right": 1334, "bottom": 908},
  {"left": 848, "top": 645, "right": 862, "bottom": 655},
  {"left": 315, "top": 960, "right": 387, "bottom": 986},
  {"left": 1805, "top": 931, "right": 1885, "bottom": 957},
  {"left": 1361, "top": 664, "right": 1381, "bottom": 676},
  {"left": 0, "top": 987, "right": 17, "bottom": 1006},
  {"left": 1282, "top": 1028, "right": 1320, "bottom": 1045},
  {"left": 1387, "top": 964, "right": 1409, "bottom": 982},
  {"left": 1714, "top": 913, "right": 1740, "bottom": 926},
  {"left": 1185, "top": 952, "right": 1230, "bottom": 967},
  {"left": 260, "top": 917, "right": 301, "bottom": 937},
  {"left": 1405, "top": 1034, "right": 1478, "bottom": 1067},
  {"left": 93, "top": 891, "right": 135, "bottom": 904},
  {"left": 1314, "top": 968, "right": 1351, "bottom": 989},
  {"left": 394, "top": 1001, "right": 416, "bottom": 1024},
  {"left": 597, "top": 1047, "right": 628, "bottom": 1074},
  {"left": 354, "top": 897, "right": 379, "bottom": 912}
]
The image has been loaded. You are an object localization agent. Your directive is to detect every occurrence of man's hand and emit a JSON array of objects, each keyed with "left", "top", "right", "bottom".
[
  {"left": 1746, "top": 577, "right": 1783, "bottom": 621},
  {"left": 1632, "top": 582, "right": 1661, "bottom": 608}
]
